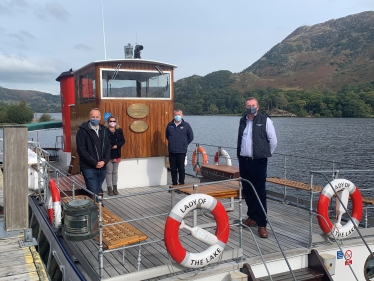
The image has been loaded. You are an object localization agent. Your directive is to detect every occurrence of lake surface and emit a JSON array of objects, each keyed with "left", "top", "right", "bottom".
[
  {"left": 1, "top": 115, "right": 374, "bottom": 195},
  {"left": 185, "top": 116, "right": 374, "bottom": 197}
]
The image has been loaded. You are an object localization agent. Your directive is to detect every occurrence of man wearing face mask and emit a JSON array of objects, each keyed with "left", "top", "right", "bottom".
[
  {"left": 76, "top": 108, "right": 111, "bottom": 198},
  {"left": 237, "top": 97, "right": 277, "bottom": 238},
  {"left": 166, "top": 109, "right": 194, "bottom": 185}
]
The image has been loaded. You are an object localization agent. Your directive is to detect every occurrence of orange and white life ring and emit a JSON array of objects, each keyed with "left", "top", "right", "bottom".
[
  {"left": 213, "top": 148, "right": 232, "bottom": 166},
  {"left": 164, "top": 194, "right": 230, "bottom": 268},
  {"left": 47, "top": 179, "right": 62, "bottom": 228},
  {"left": 191, "top": 146, "right": 208, "bottom": 172},
  {"left": 317, "top": 178, "right": 362, "bottom": 239}
]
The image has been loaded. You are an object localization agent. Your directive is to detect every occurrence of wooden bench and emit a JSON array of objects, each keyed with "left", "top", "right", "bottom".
[
  {"left": 267, "top": 177, "right": 374, "bottom": 205},
  {"left": 198, "top": 164, "right": 374, "bottom": 206},
  {"left": 170, "top": 181, "right": 240, "bottom": 198},
  {"left": 201, "top": 164, "right": 240, "bottom": 181},
  {"left": 56, "top": 174, "right": 87, "bottom": 197},
  {"left": 62, "top": 195, "right": 147, "bottom": 250}
]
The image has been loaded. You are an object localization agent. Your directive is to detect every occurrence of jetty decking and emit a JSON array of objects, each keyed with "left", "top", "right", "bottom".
[{"left": 0, "top": 169, "right": 48, "bottom": 281}]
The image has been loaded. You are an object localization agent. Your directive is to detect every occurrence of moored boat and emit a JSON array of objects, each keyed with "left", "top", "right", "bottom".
[{"left": 1, "top": 45, "right": 374, "bottom": 281}]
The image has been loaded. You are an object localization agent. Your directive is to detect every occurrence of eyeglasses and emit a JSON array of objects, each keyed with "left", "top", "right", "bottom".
[{"left": 109, "top": 120, "right": 116, "bottom": 122}]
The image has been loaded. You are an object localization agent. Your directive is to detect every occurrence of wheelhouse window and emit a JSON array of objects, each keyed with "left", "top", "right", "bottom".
[
  {"left": 77, "top": 71, "right": 96, "bottom": 101},
  {"left": 101, "top": 69, "right": 171, "bottom": 99}
]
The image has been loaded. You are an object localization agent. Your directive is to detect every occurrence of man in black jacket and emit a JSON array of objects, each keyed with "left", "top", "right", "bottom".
[
  {"left": 237, "top": 98, "right": 277, "bottom": 238},
  {"left": 76, "top": 108, "right": 111, "bottom": 198},
  {"left": 166, "top": 109, "right": 194, "bottom": 185}
]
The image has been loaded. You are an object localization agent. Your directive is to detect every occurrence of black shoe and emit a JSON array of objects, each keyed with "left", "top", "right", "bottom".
[
  {"left": 179, "top": 182, "right": 185, "bottom": 185},
  {"left": 172, "top": 182, "right": 178, "bottom": 185}
]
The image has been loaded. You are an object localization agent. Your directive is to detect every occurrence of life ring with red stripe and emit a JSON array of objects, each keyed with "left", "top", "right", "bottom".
[
  {"left": 164, "top": 194, "right": 230, "bottom": 268},
  {"left": 213, "top": 148, "right": 232, "bottom": 166},
  {"left": 47, "top": 179, "right": 62, "bottom": 228},
  {"left": 317, "top": 178, "right": 362, "bottom": 238},
  {"left": 191, "top": 146, "right": 208, "bottom": 172}
]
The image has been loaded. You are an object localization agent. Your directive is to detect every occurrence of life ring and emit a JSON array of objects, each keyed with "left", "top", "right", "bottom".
[
  {"left": 317, "top": 178, "right": 362, "bottom": 238},
  {"left": 213, "top": 149, "right": 232, "bottom": 166},
  {"left": 164, "top": 194, "right": 230, "bottom": 268},
  {"left": 47, "top": 179, "right": 62, "bottom": 228},
  {"left": 191, "top": 146, "right": 208, "bottom": 172}
]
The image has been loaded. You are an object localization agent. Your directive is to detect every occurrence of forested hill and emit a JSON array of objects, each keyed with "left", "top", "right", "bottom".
[
  {"left": 175, "top": 11, "right": 374, "bottom": 117},
  {"left": 0, "top": 86, "right": 60, "bottom": 113},
  {"left": 236, "top": 11, "right": 374, "bottom": 92}
]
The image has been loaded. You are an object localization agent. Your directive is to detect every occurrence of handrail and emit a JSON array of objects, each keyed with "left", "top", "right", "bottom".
[
  {"left": 309, "top": 171, "right": 374, "bottom": 281},
  {"left": 28, "top": 142, "right": 374, "bottom": 280}
]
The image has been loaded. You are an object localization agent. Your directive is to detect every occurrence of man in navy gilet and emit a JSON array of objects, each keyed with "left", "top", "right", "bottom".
[{"left": 237, "top": 97, "right": 277, "bottom": 238}]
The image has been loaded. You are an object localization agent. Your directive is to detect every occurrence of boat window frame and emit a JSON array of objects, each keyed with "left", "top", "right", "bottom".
[
  {"left": 99, "top": 68, "right": 172, "bottom": 100},
  {"left": 76, "top": 71, "right": 96, "bottom": 102}
]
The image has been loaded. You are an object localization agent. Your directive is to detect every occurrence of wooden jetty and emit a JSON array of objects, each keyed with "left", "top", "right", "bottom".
[{"left": 0, "top": 168, "right": 48, "bottom": 281}]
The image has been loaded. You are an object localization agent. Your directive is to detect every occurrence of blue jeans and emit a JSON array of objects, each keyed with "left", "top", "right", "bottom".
[
  {"left": 239, "top": 157, "right": 268, "bottom": 227},
  {"left": 82, "top": 169, "right": 106, "bottom": 196}
]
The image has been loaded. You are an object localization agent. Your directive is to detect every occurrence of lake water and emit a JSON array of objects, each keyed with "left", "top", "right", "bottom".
[{"left": 1, "top": 114, "right": 374, "bottom": 196}]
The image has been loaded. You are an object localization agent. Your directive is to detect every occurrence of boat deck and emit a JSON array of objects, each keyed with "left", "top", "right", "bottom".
[
  {"left": 65, "top": 179, "right": 373, "bottom": 280},
  {"left": 42, "top": 161, "right": 374, "bottom": 280}
]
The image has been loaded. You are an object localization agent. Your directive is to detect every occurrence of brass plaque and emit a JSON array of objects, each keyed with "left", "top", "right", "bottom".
[
  {"left": 127, "top": 103, "right": 149, "bottom": 119},
  {"left": 130, "top": 120, "right": 148, "bottom": 133}
]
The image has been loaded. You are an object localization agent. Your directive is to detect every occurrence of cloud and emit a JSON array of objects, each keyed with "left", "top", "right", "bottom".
[
  {"left": 74, "top": 44, "right": 93, "bottom": 51},
  {"left": 8, "top": 30, "right": 35, "bottom": 42},
  {"left": 0, "top": 3, "right": 11, "bottom": 15},
  {"left": 9, "top": 0, "right": 29, "bottom": 9},
  {"left": 35, "top": 1, "right": 69, "bottom": 22},
  {"left": 0, "top": 53, "right": 59, "bottom": 83}
]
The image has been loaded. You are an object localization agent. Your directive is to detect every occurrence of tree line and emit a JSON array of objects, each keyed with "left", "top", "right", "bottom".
[
  {"left": 174, "top": 71, "right": 374, "bottom": 117},
  {"left": 0, "top": 101, "right": 34, "bottom": 124},
  {"left": 0, "top": 100, "right": 55, "bottom": 124}
]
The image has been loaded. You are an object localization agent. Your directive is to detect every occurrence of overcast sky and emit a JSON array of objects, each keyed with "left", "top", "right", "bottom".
[{"left": 0, "top": 0, "right": 373, "bottom": 95}]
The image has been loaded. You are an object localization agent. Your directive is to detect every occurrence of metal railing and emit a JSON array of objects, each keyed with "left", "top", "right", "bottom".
[{"left": 28, "top": 142, "right": 374, "bottom": 280}]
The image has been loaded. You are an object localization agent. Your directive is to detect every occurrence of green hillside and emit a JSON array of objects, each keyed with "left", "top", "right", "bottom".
[{"left": 0, "top": 86, "right": 61, "bottom": 113}]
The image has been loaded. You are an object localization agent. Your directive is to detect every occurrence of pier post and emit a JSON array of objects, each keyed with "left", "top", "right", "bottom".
[{"left": 3, "top": 125, "right": 28, "bottom": 231}]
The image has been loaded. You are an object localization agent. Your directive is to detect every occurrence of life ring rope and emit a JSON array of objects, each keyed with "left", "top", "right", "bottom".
[
  {"left": 164, "top": 194, "right": 230, "bottom": 268},
  {"left": 317, "top": 178, "right": 362, "bottom": 239}
]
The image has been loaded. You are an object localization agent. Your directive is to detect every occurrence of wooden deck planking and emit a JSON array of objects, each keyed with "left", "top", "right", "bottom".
[
  {"left": 104, "top": 189, "right": 220, "bottom": 268},
  {"left": 102, "top": 187, "right": 306, "bottom": 270},
  {"left": 75, "top": 192, "right": 174, "bottom": 277},
  {"left": 0, "top": 236, "right": 48, "bottom": 281},
  {"left": 56, "top": 180, "right": 326, "bottom": 279},
  {"left": 47, "top": 167, "right": 370, "bottom": 279}
]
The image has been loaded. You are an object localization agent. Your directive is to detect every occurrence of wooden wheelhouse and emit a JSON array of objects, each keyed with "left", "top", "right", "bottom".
[{"left": 59, "top": 57, "right": 177, "bottom": 188}]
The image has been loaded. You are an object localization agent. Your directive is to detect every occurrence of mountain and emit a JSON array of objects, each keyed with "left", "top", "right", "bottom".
[
  {"left": 0, "top": 86, "right": 61, "bottom": 112},
  {"left": 174, "top": 11, "right": 374, "bottom": 117},
  {"left": 231, "top": 11, "right": 374, "bottom": 92}
]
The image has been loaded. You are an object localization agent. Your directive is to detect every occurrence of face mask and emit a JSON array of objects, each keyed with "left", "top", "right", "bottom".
[
  {"left": 174, "top": 115, "right": 182, "bottom": 122},
  {"left": 246, "top": 106, "right": 257, "bottom": 115},
  {"left": 90, "top": 119, "right": 100, "bottom": 126},
  {"left": 109, "top": 122, "right": 116, "bottom": 127}
]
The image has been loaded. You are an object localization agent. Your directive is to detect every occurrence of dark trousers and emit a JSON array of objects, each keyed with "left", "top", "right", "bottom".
[
  {"left": 82, "top": 168, "right": 106, "bottom": 197},
  {"left": 239, "top": 157, "right": 268, "bottom": 227},
  {"left": 169, "top": 152, "right": 186, "bottom": 184}
]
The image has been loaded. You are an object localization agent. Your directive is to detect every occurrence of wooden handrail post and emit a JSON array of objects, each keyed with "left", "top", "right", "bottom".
[{"left": 3, "top": 125, "right": 28, "bottom": 231}]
